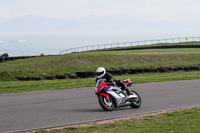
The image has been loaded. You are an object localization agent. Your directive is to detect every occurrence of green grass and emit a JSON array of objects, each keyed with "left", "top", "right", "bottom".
[
  {"left": 35, "top": 107, "right": 200, "bottom": 133},
  {"left": 108, "top": 48, "right": 200, "bottom": 53},
  {"left": 1, "top": 43, "right": 200, "bottom": 94},
  {"left": 1, "top": 43, "right": 200, "bottom": 132},
  {"left": 1, "top": 71, "right": 200, "bottom": 94},
  {"left": 1, "top": 48, "right": 200, "bottom": 81}
]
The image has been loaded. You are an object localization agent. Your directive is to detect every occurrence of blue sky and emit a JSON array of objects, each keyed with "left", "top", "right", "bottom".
[{"left": 0, "top": 0, "right": 200, "bottom": 25}]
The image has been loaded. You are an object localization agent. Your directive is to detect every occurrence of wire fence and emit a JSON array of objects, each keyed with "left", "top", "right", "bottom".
[{"left": 59, "top": 37, "right": 200, "bottom": 55}]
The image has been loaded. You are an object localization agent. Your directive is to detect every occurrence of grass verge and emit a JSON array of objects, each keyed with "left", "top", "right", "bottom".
[
  {"left": 34, "top": 107, "right": 200, "bottom": 133},
  {"left": 1, "top": 47, "right": 200, "bottom": 81},
  {"left": 109, "top": 48, "right": 200, "bottom": 53},
  {"left": 1, "top": 71, "right": 200, "bottom": 94}
]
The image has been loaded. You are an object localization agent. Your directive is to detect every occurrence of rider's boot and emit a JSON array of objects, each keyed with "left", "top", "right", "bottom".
[
  {"left": 122, "top": 85, "right": 131, "bottom": 100},
  {"left": 125, "top": 86, "right": 131, "bottom": 96},
  {"left": 125, "top": 86, "right": 138, "bottom": 100},
  {"left": 120, "top": 81, "right": 132, "bottom": 99}
]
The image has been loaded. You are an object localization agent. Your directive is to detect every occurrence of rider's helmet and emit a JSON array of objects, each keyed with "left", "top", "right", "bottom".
[{"left": 96, "top": 67, "right": 106, "bottom": 78}]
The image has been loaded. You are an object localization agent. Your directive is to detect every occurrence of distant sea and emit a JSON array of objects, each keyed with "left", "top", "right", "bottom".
[{"left": 0, "top": 31, "right": 199, "bottom": 56}]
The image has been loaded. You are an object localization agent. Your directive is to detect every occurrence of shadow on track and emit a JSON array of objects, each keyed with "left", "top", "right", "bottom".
[
  {"left": 69, "top": 106, "right": 141, "bottom": 113},
  {"left": 69, "top": 108, "right": 105, "bottom": 113}
]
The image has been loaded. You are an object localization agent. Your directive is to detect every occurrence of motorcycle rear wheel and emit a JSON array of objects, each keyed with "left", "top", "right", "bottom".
[
  {"left": 129, "top": 90, "right": 141, "bottom": 108},
  {"left": 98, "top": 95, "right": 114, "bottom": 111}
]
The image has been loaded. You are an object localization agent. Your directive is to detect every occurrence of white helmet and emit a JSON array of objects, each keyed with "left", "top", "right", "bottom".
[{"left": 96, "top": 67, "right": 106, "bottom": 78}]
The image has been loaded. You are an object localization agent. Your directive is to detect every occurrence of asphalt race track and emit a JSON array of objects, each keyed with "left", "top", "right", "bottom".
[{"left": 0, "top": 79, "right": 200, "bottom": 133}]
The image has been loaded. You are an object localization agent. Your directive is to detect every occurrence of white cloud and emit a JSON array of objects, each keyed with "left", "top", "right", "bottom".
[{"left": 0, "top": 0, "right": 200, "bottom": 25}]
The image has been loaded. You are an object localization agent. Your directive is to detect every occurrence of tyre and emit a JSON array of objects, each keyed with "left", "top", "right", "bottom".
[
  {"left": 98, "top": 95, "right": 114, "bottom": 111},
  {"left": 129, "top": 90, "right": 141, "bottom": 108}
]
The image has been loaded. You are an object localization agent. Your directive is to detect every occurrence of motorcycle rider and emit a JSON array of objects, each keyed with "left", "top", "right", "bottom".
[{"left": 95, "top": 67, "right": 132, "bottom": 97}]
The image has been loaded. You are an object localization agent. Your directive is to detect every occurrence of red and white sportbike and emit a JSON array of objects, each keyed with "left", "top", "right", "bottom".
[{"left": 95, "top": 79, "right": 141, "bottom": 111}]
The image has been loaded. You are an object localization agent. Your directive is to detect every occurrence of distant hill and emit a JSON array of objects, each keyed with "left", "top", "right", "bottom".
[{"left": 0, "top": 15, "right": 197, "bottom": 32}]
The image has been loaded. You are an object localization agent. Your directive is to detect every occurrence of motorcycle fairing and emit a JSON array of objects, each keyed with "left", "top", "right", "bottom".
[
  {"left": 105, "top": 86, "right": 128, "bottom": 107},
  {"left": 97, "top": 86, "right": 121, "bottom": 101},
  {"left": 95, "top": 79, "right": 107, "bottom": 94},
  {"left": 106, "top": 90, "right": 126, "bottom": 107},
  {"left": 106, "top": 86, "right": 121, "bottom": 94}
]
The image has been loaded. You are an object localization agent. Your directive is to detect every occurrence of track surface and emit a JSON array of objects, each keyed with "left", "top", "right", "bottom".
[{"left": 0, "top": 79, "right": 200, "bottom": 133}]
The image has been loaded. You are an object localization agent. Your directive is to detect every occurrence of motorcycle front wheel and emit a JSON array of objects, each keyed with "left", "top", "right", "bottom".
[
  {"left": 98, "top": 95, "right": 114, "bottom": 111},
  {"left": 129, "top": 90, "right": 141, "bottom": 108}
]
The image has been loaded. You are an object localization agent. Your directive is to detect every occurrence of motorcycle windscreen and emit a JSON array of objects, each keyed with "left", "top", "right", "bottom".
[{"left": 96, "top": 79, "right": 105, "bottom": 87}]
